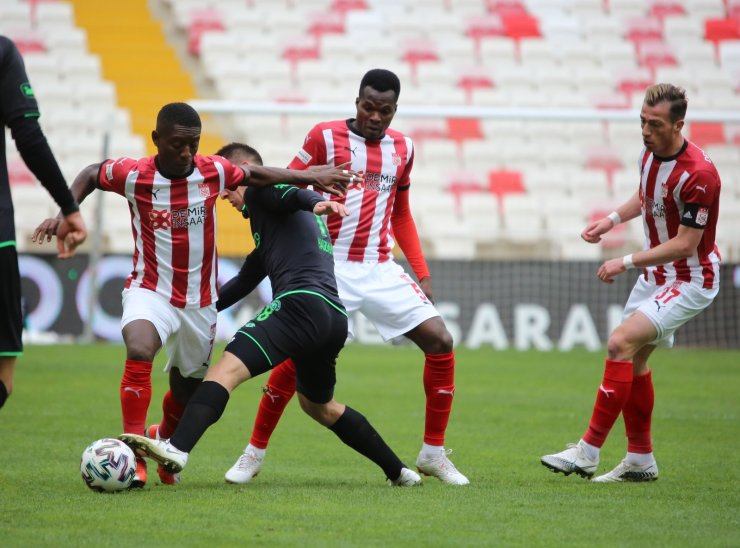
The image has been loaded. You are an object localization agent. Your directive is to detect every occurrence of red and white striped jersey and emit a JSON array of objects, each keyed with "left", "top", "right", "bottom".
[
  {"left": 287, "top": 119, "right": 414, "bottom": 263},
  {"left": 637, "top": 139, "right": 721, "bottom": 289},
  {"left": 98, "top": 155, "right": 245, "bottom": 308}
]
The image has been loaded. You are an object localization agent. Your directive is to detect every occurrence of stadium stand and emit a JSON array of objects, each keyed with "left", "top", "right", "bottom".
[{"left": 4, "top": 0, "right": 740, "bottom": 261}]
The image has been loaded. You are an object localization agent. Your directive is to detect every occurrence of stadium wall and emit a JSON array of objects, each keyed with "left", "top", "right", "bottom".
[{"left": 18, "top": 254, "right": 739, "bottom": 349}]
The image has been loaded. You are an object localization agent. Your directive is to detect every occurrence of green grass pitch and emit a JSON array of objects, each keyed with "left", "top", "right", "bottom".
[{"left": 1, "top": 343, "right": 738, "bottom": 546}]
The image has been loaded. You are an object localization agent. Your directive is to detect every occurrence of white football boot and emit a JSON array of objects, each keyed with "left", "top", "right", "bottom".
[
  {"left": 592, "top": 458, "right": 659, "bottom": 483},
  {"left": 541, "top": 440, "right": 599, "bottom": 478},
  {"left": 119, "top": 433, "right": 188, "bottom": 473},
  {"left": 416, "top": 448, "right": 470, "bottom": 485},
  {"left": 224, "top": 447, "right": 264, "bottom": 484},
  {"left": 390, "top": 467, "right": 423, "bottom": 487}
]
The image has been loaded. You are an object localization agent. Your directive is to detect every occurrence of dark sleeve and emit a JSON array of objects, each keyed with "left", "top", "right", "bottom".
[
  {"left": 1, "top": 37, "right": 78, "bottom": 215},
  {"left": 216, "top": 251, "right": 267, "bottom": 312},
  {"left": 251, "top": 184, "right": 323, "bottom": 214}
]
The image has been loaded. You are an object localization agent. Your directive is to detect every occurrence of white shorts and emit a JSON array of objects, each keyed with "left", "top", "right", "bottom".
[
  {"left": 335, "top": 260, "right": 440, "bottom": 341},
  {"left": 623, "top": 276, "right": 719, "bottom": 348},
  {"left": 121, "top": 288, "right": 217, "bottom": 378}
]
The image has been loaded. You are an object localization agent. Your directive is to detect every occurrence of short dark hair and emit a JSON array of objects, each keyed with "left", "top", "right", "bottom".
[
  {"left": 359, "top": 69, "right": 400, "bottom": 99},
  {"left": 644, "top": 84, "right": 688, "bottom": 123},
  {"left": 156, "top": 102, "right": 201, "bottom": 130},
  {"left": 215, "top": 142, "right": 264, "bottom": 166}
]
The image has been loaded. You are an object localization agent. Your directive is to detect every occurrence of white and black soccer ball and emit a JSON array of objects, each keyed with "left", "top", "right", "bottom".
[{"left": 80, "top": 438, "right": 137, "bottom": 492}]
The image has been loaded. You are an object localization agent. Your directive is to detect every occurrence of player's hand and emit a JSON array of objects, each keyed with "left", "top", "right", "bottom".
[
  {"left": 581, "top": 217, "right": 614, "bottom": 244},
  {"left": 596, "top": 257, "right": 626, "bottom": 284},
  {"left": 55, "top": 211, "right": 88, "bottom": 259},
  {"left": 220, "top": 188, "right": 245, "bottom": 211},
  {"left": 310, "top": 162, "right": 361, "bottom": 197},
  {"left": 419, "top": 276, "right": 434, "bottom": 303},
  {"left": 31, "top": 217, "right": 63, "bottom": 244},
  {"left": 313, "top": 200, "right": 348, "bottom": 217}
]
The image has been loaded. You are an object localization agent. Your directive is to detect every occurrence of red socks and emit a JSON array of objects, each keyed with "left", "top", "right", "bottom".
[
  {"left": 157, "top": 389, "right": 186, "bottom": 439},
  {"left": 623, "top": 370, "right": 654, "bottom": 454},
  {"left": 583, "top": 359, "right": 633, "bottom": 448},
  {"left": 423, "top": 352, "right": 456, "bottom": 446},
  {"left": 249, "top": 359, "right": 296, "bottom": 449},
  {"left": 120, "top": 359, "right": 152, "bottom": 435}
]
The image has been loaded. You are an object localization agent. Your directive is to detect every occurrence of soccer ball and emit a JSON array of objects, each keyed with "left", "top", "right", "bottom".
[{"left": 80, "top": 438, "right": 137, "bottom": 492}]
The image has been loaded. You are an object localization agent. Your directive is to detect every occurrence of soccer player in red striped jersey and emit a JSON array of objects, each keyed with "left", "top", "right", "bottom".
[
  {"left": 32, "top": 102, "right": 355, "bottom": 488},
  {"left": 222, "top": 69, "right": 469, "bottom": 485},
  {"left": 541, "top": 84, "right": 721, "bottom": 482}
]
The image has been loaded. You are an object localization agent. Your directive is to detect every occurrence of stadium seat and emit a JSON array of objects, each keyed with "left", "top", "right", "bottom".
[
  {"left": 8, "top": 158, "right": 35, "bottom": 186},
  {"left": 455, "top": 66, "right": 495, "bottom": 104},
  {"left": 400, "top": 38, "right": 440, "bottom": 82},
  {"left": 488, "top": 169, "right": 525, "bottom": 211},
  {"left": 705, "top": 18, "right": 740, "bottom": 60},
  {"left": 615, "top": 66, "right": 654, "bottom": 98},
  {"left": 446, "top": 173, "right": 487, "bottom": 215},
  {"left": 624, "top": 17, "right": 664, "bottom": 47},
  {"left": 636, "top": 41, "right": 678, "bottom": 73},
  {"left": 186, "top": 8, "right": 225, "bottom": 57},
  {"left": 584, "top": 145, "right": 624, "bottom": 191},
  {"left": 464, "top": 14, "right": 506, "bottom": 56},
  {"left": 648, "top": 1, "right": 687, "bottom": 21},
  {"left": 7, "top": 29, "right": 46, "bottom": 54},
  {"left": 307, "top": 11, "right": 345, "bottom": 39},
  {"left": 688, "top": 122, "right": 727, "bottom": 148}
]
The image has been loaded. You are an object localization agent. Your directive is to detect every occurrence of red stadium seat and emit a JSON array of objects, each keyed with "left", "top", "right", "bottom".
[
  {"left": 487, "top": 169, "right": 525, "bottom": 211},
  {"left": 8, "top": 159, "right": 35, "bottom": 186},
  {"left": 486, "top": 0, "right": 528, "bottom": 16},
  {"left": 447, "top": 118, "right": 485, "bottom": 144},
  {"left": 705, "top": 18, "right": 740, "bottom": 60},
  {"left": 456, "top": 66, "right": 495, "bottom": 104},
  {"left": 502, "top": 12, "right": 541, "bottom": 41},
  {"left": 282, "top": 36, "right": 321, "bottom": 77},
  {"left": 688, "top": 122, "right": 726, "bottom": 148},
  {"left": 187, "top": 8, "right": 225, "bottom": 57},
  {"left": 624, "top": 17, "right": 664, "bottom": 46},
  {"left": 9, "top": 29, "right": 46, "bottom": 54},
  {"left": 647, "top": 1, "right": 686, "bottom": 21},
  {"left": 464, "top": 14, "right": 505, "bottom": 56},
  {"left": 446, "top": 171, "right": 486, "bottom": 215},
  {"left": 584, "top": 146, "right": 623, "bottom": 191},
  {"left": 308, "top": 11, "right": 345, "bottom": 39},
  {"left": 615, "top": 67, "right": 653, "bottom": 98},
  {"left": 637, "top": 41, "right": 678, "bottom": 73},
  {"left": 400, "top": 38, "right": 440, "bottom": 83},
  {"left": 330, "top": 0, "right": 368, "bottom": 14}
]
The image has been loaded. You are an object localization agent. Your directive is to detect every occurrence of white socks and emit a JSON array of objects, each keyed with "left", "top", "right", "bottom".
[
  {"left": 420, "top": 443, "right": 445, "bottom": 459},
  {"left": 626, "top": 451, "right": 655, "bottom": 466},
  {"left": 245, "top": 444, "right": 266, "bottom": 459}
]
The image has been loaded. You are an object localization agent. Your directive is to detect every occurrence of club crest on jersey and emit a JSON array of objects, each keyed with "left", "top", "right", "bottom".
[
  {"left": 198, "top": 183, "right": 210, "bottom": 198},
  {"left": 149, "top": 209, "right": 172, "bottom": 230},
  {"left": 660, "top": 182, "right": 668, "bottom": 198},
  {"left": 392, "top": 153, "right": 403, "bottom": 166},
  {"left": 696, "top": 207, "right": 709, "bottom": 226}
]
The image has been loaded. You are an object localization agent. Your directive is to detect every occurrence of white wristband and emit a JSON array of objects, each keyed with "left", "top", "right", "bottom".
[
  {"left": 607, "top": 211, "right": 621, "bottom": 225},
  {"left": 623, "top": 254, "right": 635, "bottom": 269}
]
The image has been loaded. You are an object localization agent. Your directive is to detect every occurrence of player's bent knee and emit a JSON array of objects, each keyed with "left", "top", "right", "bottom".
[
  {"left": 297, "top": 393, "right": 341, "bottom": 426},
  {"left": 204, "top": 351, "right": 252, "bottom": 393}
]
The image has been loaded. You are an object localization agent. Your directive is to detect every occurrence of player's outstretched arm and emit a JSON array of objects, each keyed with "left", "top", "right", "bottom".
[
  {"left": 241, "top": 163, "right": 359, "bottom": 197},
  {"left": 596, "top": 224, "right": 703, "bottom": 284},
  {"left": 32, "top": 163, "right": 100, "bottom": 244},
  {"left": 582, "top": 190, "right": 642, "bottom": 243}
]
